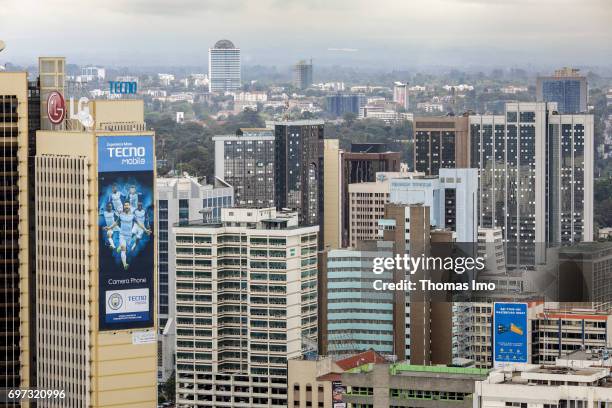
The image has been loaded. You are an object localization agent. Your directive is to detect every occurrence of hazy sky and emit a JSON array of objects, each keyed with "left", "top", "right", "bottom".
[{"left": 1, "top": 0, "right": 611, "bottom": 68}]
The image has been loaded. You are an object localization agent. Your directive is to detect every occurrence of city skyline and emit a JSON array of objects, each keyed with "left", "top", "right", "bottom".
[{"left": 1, "top": 0, "right": 611, "bottom": 67}]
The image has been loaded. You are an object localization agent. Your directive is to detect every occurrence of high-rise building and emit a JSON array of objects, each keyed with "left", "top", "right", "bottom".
[
  {"left": 470, "top": 102, "right": 594, "bottom": 266},
  {"left": 393, "top": 81, "right": 409, "bottom": 111},
  {"left": 325, "top": 93, "right": 366, "bottom": 116},
  {"left": 413, "top": 115, "right": 470, "bottom": 175},
  {"left": 537, "top": 67, "right": 588, "bottom": 114},
  {"left": 0, "top": 72, "right": 30, "bottom": 401},
  {"left": 322, "top": 139, "right": 342, "bottom": 249},
  {"left": 208, "top": 39, "right": 241, "bottom": 93},
  {"left": 35, "top": 99, "right": 157, "bottom": 407},
  {"left": 342, "top": 144, "right": 401, "bottom": 246},
  {"left": 390, "top": 168, "right": 479, "bottom": 243},
  {"left": 320, "top": 241, "right": 395, "bottom": 357},
  {"left": 173, "top": 208, "right": 318, "bottom": 407},
  {"left": 293, "top": 59, "right": 313, "bottom": 90},
  {"left": 380, "top": 203, "right": 454, "bottom": 364},
  {"left": 272, "top": 120, "right": 324, "bottom": 228},
  {"left": 213, "top": 128, "right": 275, "bottom": 208},
  {"left": 156, "top": 174, "right": 233, "bottom": 381}
]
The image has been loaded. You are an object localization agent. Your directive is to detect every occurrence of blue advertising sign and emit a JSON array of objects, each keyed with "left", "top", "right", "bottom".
[
  {"left": 109, "top": 81, "right": 138, "bottom": 95},
  {"left": 493, "top": 302, "right": 528, "bottom": 367},
  {"left": 98, "top": 135, "right": 154, "bottom": 331}
]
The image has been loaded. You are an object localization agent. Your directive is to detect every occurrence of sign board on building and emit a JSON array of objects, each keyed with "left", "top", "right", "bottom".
[
  {"left": 109, "top": 81, "right": 137, "bottom": 95},
  {"left": 493, "top": 302, "right": 528, "bottom": 367},
  {"left": 47, "top": 91, "right": 65, "bottom": 124},
  {"left": 98, "top": 135, "right": 155, "bottom": 331},
  {"left": 332, "top": 381, "right": 347, "bottom": 408}
]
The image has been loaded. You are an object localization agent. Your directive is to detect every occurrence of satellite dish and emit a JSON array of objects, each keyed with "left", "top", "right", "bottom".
[{"left": 0, "top": 40, "right": 5, "bottom": 53}]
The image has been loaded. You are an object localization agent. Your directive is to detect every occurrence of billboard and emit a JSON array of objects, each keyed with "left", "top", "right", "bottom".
[
  {"left": 493, "top": 302, "right": 528, "bottom": 367},
  {"left": 98, "top": 135, "right": 154, "bottom": 331},
  {"left": 331, "top": 381, "right": 346, "bottom": 408}
]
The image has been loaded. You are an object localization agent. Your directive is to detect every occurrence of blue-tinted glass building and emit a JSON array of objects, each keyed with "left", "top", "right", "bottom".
[
  {"left": 537, "top": 68, "right": 587, "bottom": 114},
  {"left": 326, "top": 93, "right": 366, "bottom": 116},
  {"left": 322, "top": 241, "right": 394, "bottom": 357}
]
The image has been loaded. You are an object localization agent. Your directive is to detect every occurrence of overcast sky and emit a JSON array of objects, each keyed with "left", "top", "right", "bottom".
[{"left": 1, "top": 0, "right": 611, "bottom": 69}]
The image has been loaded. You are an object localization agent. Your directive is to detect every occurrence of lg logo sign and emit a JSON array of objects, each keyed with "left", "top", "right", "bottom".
[
  {"left": 47, "top": 91, "right": 65, "bottom": 124},
  {"left": 46, "top": 91, "right": 93, "bottom": 128}
]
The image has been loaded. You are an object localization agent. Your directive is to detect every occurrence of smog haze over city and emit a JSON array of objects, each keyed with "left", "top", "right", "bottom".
[{"left": 1, "top": 0, "right": 611, "bottom": 70}]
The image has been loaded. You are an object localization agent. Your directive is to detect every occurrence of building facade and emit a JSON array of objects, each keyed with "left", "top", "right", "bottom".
[
  {"left": 272, "top": 120, "right": 324, "bottom": 228},
  {"left": 293, "top": 60, "right": 313, "bottom": 90},
  {"left": 342, "top": 146, "right": 401, "bottom": 246},
  {"left": 208, "top": 39, "right": 241, "bottom": 93},
  {"left": 475, "top": 361, "right": 612, "bottom": 408},
  {"left": 0, "top": 72, "right": 31, "bottom": 400},
  {"left": 341, "top": 363, "right": 488, "bottom": 408},
  {"left": 35, "top": 100, "right": 157, "bottom": 407},
  {"left": 413, "top": 115, "right": 470, "bottom": 175},
  {"left": 322, "top": 139, "right": 342, "bottom": 249},
  {"left": 325, "top": 93, "right": 366, "bottom": 116},
  {"left": 470, "top": 102, "right": 593, "bottom": 266},
  {"left": 321, "top": 241, "right": 395, "bottom": 357},
  {"left": 173, "top": 208, "right": 318, "bottom": 407},
  {"left": 214, "top": 128, "right": 275, "bottom": 208},
  {"left": 537, "top": 67, "right": 588, "bottom": 114},
  {"left": 389, "top": 168, "right": 478, "bottom": 243},
  {"left": 393, "top": 81, "right": 409, "bottom": 111},
  {"left": 156, "top": 175, "right": 233, "bottom": 381}
]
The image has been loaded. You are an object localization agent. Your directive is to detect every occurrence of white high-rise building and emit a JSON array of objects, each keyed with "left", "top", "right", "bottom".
[
  {"left": 156, "top": 174, "right": 233, "bottom": 382},
  {"left": 469, "top": 102, "right": 594, "bottom": 267},
  {"left": 174, "top": 208, "right": 318, "bottom": 407},
  {"left": 393, "top": 81, "right": 409, "bottom": 110},
  {"left": 389, "top": 168, "right": 479, "bottom": 243},
  {"left": 208, "top": 39, "right": 241, "bottom": 93}
]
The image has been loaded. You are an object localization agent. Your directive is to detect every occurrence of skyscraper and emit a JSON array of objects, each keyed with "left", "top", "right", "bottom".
[
  {"left": 393, "top": 81, "right": 409, "bottom": 111},
  {"left": 173, "top": 208, "right": 318, "bottom": 407},
  {"left": 272, "top": 120, "right": 324, "bottom": 228},
  {"left": 213, "top": 128, "right": 275, "bottom": 208},
  {"left": 325, "top": 93, "right": 366, "bottom": 116},
  {"left": 413, "top": 115, "right": 470, "bottom": 175},
  {"left": 156, "top": 175, "right": 233, "bottom": 382},
  {"left": 536, "top": 67, "right": 588, "bottom": 114},
  {"left": 35, "top": 100, "right": 157, "bottom": 407},
  {"left": 293, "top": 59, "right": 313, "bottom": 90},
  {"left": 320, "top": 240, "right": 395, "bottom": 357},
  {"left": 208, "top": 39, "right": 241, "bottom": 93},
  {"left": 470, "top": 102, "right": 594, "bottom": 266},
  {"left": 0, "top": 72, "right": 30, "bottom": 402}
]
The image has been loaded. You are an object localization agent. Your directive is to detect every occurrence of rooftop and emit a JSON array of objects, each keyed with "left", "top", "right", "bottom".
[{"left": 213, "top": 39, "right": 236, "bottom": 49}]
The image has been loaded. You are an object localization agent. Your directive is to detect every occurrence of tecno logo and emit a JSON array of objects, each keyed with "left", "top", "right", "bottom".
[
  {"left": 127, "top": 295, "right": 147, "bottom": 302},
  {"left": 106, "top": 146, "right": 146, "bottom": 158}
]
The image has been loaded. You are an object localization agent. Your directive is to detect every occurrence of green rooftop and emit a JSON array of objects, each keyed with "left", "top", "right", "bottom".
[{"left": 347, "top": 363, "right": 489, "bottom": 377}]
